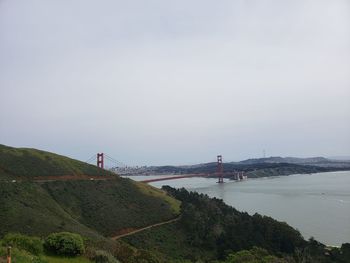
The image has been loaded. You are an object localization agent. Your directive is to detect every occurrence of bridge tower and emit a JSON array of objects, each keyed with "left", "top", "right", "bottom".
[
  {"left": 97, "top": 153, "right": 104, "bottom": 169},
  {"left": 217, "top": 155, "right": 224, "bottom": 183}
]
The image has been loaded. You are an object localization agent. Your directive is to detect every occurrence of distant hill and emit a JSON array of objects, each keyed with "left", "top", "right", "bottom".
[
  {"left": 238, "top": 156, "right": 329, "bottom": 165},
  {"left": 237, "top": 156, "right": 350, "bottom": 169},
  {"left": 118, "top": 156, "right": 350, "bottom": 177},
  {"left": 166, "top": 162, "right": 340, "bottom": 178},
  {"left": 328, "top": 156, "right": 350, "bottom": 161}
]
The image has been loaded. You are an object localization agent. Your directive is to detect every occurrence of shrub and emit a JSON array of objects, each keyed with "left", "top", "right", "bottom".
[
  {"left": 225, "top": 247, "right": 286, "bottom": 263},
  {"left": 44, "top": 232, "right": 85, "bottom": 256},
  {"left": 134, "top": 249, "right": 162, "bottom": 263},
  {"left": 2, "top": 233, "right": 43, "bottom": 255},
  {"left": 93, "top": 250, "right": 120, "bottom": 263}
]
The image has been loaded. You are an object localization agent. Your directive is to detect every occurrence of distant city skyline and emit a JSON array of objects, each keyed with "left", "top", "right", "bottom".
[{"left": 1, "top": 0, "right": 349, "bottom": 165}]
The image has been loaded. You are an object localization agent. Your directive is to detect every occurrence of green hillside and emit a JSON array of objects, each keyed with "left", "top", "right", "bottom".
[
  {"left": 0, "top": 144, "right": 112, "bottom": 179},
  {"left": 41, "top": 180, "right": 179, "bottom": 236},
  {"left": 0, "top": 182, "right": 102, "bottom": 239},
  {"left": 0, "top": 144, "right": 180, "bottom": 240},
  {"left": 0, "top": 180, "right": 179, "bottom": 238}
]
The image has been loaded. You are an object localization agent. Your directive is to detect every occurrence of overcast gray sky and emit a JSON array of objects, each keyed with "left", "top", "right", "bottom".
[{"left": 1, "top": 0, "right": 349, "bottom": 165}]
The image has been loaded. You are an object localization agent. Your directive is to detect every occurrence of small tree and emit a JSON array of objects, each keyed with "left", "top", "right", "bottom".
[{"left": 44, "top": 232, "right": 85, "bottom": 256}]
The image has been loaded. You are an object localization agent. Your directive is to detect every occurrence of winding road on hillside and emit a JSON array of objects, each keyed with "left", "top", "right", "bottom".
[{"left": 110, "top": 216, "right": 180, "bottom": 240}]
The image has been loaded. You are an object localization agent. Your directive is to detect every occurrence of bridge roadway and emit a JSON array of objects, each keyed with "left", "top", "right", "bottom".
[
  {"left": 140, "top": 171, "right": 246, "bottom": 183},
  {"left": 140, "top": 173, "right": 210, "bottom": 183}
]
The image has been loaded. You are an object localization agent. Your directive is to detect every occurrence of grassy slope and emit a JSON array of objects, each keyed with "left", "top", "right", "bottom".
[
  {"left": 0, "top": 144, "right": 180, "bottom": 241},
  {"left": 0, "top": 144, "right": 111, "bottom": 179},
  {"left": 0, "top": 180, "right": 180, "bottom": 239},
  {"left": 133, "top": 181, "right": 180, "bottom": 215},
  {"left": 42, "top": 180, "right": 180, "bottom": 236},
  {"left": 0, "top": 182, "right": 103, "bottom": 239}
]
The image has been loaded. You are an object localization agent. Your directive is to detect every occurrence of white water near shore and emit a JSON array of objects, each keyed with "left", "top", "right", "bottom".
[{"left": 125, "top": 171, "right": 350, "bottom": 246}]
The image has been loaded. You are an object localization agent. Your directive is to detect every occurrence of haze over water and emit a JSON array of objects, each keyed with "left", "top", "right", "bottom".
[{"left": 130, "top": 171, "right": 350, "bottom": 246}]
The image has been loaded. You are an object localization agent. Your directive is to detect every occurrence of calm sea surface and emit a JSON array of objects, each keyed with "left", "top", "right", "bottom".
[{"left": 126, "top": 171, "right": 350, "bottom": 246}]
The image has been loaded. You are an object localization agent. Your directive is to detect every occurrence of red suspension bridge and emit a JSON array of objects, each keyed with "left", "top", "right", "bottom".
[{"left": 86, "top": 153, "right": 246, "bottom": 184}]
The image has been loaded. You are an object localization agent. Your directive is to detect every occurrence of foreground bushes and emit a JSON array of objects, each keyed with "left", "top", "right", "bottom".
[
  {"left": 224, "top": 247, "right": 287, "bottom": 263},
  {"left": 44, "top": 232, "right": 85, "bottom": 256},
  {"left": 0, "top": 246, "right": 48, "bottom": 263},
  {"left": 2, "top": 233, "right": 43, "bottom": 255}
]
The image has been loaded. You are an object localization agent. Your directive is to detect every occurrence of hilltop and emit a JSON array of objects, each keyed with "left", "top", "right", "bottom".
[{"left": 0, "top": 144, "right": 114, "bottom": 179}]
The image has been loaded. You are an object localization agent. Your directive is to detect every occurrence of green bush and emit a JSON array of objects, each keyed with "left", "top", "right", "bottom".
[
  {"left": 44, "top": 232, "right": 85, "bottom": 256},
  {"left": 2, "top": 233, "right": 43, "bottom": 255},
  {"left": 134, "top": 249, "right": 162, "bottom": 263},
  {"left": 93, "top": 250, "right": 120, "bottom": 263},
  {"left": 225, "top": 247, "right": 286, "bottom": 263}
]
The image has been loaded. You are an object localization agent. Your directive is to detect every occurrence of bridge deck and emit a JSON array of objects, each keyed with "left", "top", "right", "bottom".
[
  {"left": 140, "top": 172, "right": 246, "bottom": 183},
  {"left": 140, "top": 173, "right": 209, "bottom": 183}
]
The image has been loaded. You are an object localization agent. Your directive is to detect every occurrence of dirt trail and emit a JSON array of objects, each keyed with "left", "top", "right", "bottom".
[
  {"left": 33, "top": 175, "right": 115, "bottom": 181},
  {"left": 110, "top": 216, "right": 180, "bottom": 240}
]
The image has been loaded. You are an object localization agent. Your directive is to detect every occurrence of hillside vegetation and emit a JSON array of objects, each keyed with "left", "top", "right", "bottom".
[
  {"left": 245, "top": 163, "right": 330, "bottom": 178},
  {"left": 124, "top": 186, "right": 306, "bottom": 262},
  {"left": 0, "top": 180, "right": 180, "bottom": 239},
  {"left": 0, "top": 144, "right": 180, "bottom": 240},
  {"left": 0, "top": 182, "right": 102, "bottom": 239},
  {"left": 41, "top": 180, "right": 179, "bottom": 236},
  {"left": 124, "top": 186, "right": 350, "bottom": 263}
]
